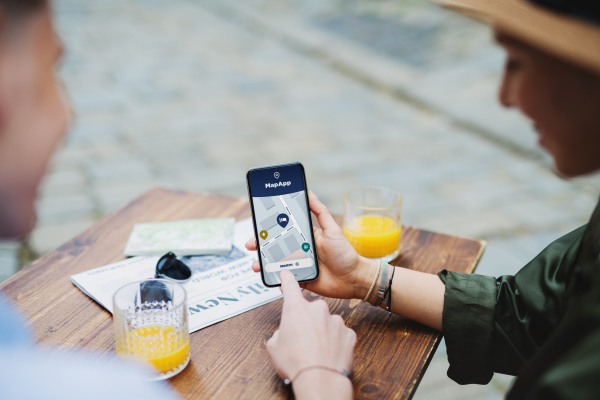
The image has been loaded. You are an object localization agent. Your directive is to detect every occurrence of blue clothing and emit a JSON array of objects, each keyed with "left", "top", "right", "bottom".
[
  {"left": 0, "top": 294, "right": 180, "bottom": 400},
  {"left": 0, "top": 293, "right": 31, "bottom": 348}
]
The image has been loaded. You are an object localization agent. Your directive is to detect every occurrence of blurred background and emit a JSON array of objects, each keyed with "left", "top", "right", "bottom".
[{"left": 2, "top": 0, "right": 600, "bottom": 398}]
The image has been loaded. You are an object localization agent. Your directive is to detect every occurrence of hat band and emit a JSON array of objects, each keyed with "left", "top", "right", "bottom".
[{"left": 527, "top": 0, "right": 600, "bottom": 26}]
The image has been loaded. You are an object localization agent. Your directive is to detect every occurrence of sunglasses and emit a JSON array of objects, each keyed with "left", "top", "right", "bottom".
[
  {"left": 136, "top": 253, "right": 192, "bottom": 305},
  {"left": 155, "top": 252, "right": 192, "bottom": 283}
]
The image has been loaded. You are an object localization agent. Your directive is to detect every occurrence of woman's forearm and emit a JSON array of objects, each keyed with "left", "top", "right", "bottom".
[{"left": 356, "top": 258, "right": 445, "bottom": 331}]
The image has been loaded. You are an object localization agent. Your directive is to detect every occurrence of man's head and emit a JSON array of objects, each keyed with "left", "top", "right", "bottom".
[{"left": 0, "top": 0, "right": 70, "bottom": 239}]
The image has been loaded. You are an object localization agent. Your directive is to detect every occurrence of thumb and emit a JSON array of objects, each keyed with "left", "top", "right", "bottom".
[{"left": 308, "top": 192, "right": 340, "bottom": 233}]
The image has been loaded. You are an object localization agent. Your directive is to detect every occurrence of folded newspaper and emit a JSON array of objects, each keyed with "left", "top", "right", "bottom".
[
  {"left": 123, "top": 218, "right": 235, "bottom": 256},
  {"left": 71, "top": 218, "right": 282, "bottom": 333}
]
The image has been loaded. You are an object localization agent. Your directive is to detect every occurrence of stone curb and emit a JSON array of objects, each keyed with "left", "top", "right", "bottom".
[
  {"left": 199, "top": 0, "right": 545, "bottom": 162},
  {"left": 198, "top": 0, "right": 600, "bottom": 198}
]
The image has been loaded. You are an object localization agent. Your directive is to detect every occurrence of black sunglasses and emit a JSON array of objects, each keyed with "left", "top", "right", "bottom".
[
  {"left": 155, "top": 252, "right": 192, "bottom": 282},
  {"left": 136, "top": 253, "right": 192, "bottom": 305}
]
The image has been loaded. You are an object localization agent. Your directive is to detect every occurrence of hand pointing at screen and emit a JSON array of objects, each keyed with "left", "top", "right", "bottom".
[{"left": 267, "top": 270, "right": 355, "bottom": 400}]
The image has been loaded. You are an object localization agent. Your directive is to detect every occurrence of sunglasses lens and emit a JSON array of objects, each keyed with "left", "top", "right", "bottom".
[
  {"left": 156, "top": 252, "right": 192, "bottom": 281},
  {"left": 139, "top": 280, "right": 172, "bottom": 303}
]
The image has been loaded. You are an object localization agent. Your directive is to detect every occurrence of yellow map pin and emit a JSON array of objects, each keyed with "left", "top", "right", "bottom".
[{"left": 259, "top": 230, "right": 268, "bottom": 240}]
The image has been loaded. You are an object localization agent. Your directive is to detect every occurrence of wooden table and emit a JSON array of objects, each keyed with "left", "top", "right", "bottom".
[{"left": 0, "top": 188, "right": 485, "bottom": 399}]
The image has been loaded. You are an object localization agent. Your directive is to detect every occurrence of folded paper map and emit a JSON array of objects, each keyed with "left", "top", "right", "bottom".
[{"left": 123, "top": 218, "right": 235, "bottom": 256}]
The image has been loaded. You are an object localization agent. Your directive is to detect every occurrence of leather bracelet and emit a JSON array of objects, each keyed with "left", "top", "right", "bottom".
[
  {"left": 362, "top": 261, "right": 381, "bottom": 302},
  {"left": 372, "top": 262, "right": 389, "bottom": 307},
  {"left": 283, "top": 365, "right": 350, "bottom": 385}
]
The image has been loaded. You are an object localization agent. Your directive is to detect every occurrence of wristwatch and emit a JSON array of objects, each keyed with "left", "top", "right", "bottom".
[{"left": 372, "top": 262, "right": 389, "bottom": 307}]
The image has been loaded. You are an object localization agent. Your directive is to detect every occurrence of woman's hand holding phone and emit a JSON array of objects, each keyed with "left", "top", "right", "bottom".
[
  {"left": 246, "top": 192, "right": 378, "bottom": 301},
  {"left": 267, "top": 270, "right": 355, "bottom": 400}
]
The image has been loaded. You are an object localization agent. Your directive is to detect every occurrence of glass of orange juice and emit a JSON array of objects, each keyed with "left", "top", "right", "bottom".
[
  {"left": 113, "top": 279, "right": 190, "bottom": 380},
  {"left": 343, "top": 186, "right": 402, "bottom": 261}
]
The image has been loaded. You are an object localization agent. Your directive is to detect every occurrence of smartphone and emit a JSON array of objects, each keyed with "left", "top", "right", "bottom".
[{"left": 247, "top": 162, "right": 319, "bottom": 287}]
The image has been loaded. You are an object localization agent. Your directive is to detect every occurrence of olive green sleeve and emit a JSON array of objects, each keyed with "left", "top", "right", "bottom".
[
  {"left": 437, "top": 225, "right": 586, "bottom": 385},
  {"left": 437, "top": 269, "right": 497, "bottom": 384},
  {"left": 531, "top": 332, "right": 600, "bottom": 399}
]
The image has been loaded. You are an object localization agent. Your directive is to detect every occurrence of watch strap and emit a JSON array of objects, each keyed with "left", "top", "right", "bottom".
[{"left": 373, "top": 262, "right": 389, "bottom": 307}]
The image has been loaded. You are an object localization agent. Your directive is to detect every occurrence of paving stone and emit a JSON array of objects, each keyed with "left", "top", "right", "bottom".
[
  {"left": 502, "top": 197, "right": 575, "bottom": 230},
  {"left": 0, "top": 241, "right": 20, "bottom": 283},
  {"left": 67, "top": 123, "right": 124, "bottom": 146},
  {"left": 47, "top": 144, "right": 91, "bottom": 171},
  {"left": 36, "top": 193, "right": 96, "bottom": 224},
  {"left": 176, "top": 167, "right": 248, "bottom": 198},
  {"left": 85, "top": 158, "right": 154, "bottom": 185},
  {"left": 476, "top": 232, "right": 563, "bottom": 278},
  {"left": 415, "top": 205, "right": 524, "bottom": 239},
  {"left": 92, "top": 181, "right": 158, "bottom": 215},
  {"left": 415, "top": 354, "right": 506, "bottom": 400},
  {"left": 28, "top": 218, "right": 96, "bottom": 256},
  {"left": 39, "top": 169, "right": 88, "bottom": 197},
  {"left": 69, "top": 91, "right": 127, "bottom": 114}
]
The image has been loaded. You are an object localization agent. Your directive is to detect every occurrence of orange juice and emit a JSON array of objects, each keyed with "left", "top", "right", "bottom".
[
  {"left": 117, "top": 325, "right": 190, "bottom": 374},
  {"left": 343, "top": 215, "right": 401, "bottom": 258}
]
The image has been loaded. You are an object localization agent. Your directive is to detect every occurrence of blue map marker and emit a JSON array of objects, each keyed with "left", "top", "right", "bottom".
[
  {"left": 277, "top": 213, "right": 289, "bottom": 228},
  {"left": 302, "top": 242, "right": 310, "bottom": 252}
]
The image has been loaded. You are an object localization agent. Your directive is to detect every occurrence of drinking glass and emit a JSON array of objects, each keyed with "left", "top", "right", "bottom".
[
  {"left": 113, "top": 279, "right": 190, "bottom": 380},
  {"left": 343, "top": 186, "right": 403, "bottom": 261}
]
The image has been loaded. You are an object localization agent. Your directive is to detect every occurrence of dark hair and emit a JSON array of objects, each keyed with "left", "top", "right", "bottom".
[
  {"left": 1, "top": 0, "right": 47, "bottom": 18},
  {"left": 528, "top": 0, "right": 600, "bottom": 26}
]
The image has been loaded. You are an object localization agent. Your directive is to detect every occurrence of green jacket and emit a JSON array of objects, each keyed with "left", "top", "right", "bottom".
[{"left": 438, "top": 200, "right": 600, "bottom": 399}]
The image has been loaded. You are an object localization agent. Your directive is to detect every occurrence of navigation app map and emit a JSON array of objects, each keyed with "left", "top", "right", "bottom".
[{"left": 248, "top": 164, "right": 318, "bottom": 286}]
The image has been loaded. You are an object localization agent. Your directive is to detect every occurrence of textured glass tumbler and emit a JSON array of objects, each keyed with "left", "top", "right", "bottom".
[
  {"left": 113, "top": 279, "right": 190, "bottom": 380},
  {"left": 343, "top": 186, "right": 403, "bottom": 261}
]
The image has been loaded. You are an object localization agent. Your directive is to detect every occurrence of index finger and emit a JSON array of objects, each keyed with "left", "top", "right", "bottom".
[{"left": 280, "top": 270, "right": 305, "bottom": 309}]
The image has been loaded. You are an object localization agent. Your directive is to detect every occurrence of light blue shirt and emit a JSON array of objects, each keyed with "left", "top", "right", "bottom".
[{"left": 0, "top": 293, "right": 181, "bottom": 400}]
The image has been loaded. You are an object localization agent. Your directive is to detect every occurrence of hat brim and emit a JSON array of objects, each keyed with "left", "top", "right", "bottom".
[{"left": 433, "top": 0, "right": 600, "bottom": 75}]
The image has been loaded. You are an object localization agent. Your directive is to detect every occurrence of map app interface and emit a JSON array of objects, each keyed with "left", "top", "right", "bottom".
[{"left": 248, "top": 164, "right": 318, "bottom": 286}]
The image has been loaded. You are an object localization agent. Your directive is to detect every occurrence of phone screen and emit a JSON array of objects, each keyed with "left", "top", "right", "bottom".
[{"left": 247, "top": 162, "right": 319, "bottom": 287}]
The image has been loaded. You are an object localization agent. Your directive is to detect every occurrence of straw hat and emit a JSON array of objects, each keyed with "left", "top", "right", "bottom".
[{"left": 433, "top": 0, "right": 600, "bottom": 75}]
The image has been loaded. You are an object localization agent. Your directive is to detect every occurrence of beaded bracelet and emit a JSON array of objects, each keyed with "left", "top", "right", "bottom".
[
  {"left": 362, "top": 261, "right": 381, "bottom": 302},
  {"left": 283, "top": 365, "right": 350, "bottom": 385}
]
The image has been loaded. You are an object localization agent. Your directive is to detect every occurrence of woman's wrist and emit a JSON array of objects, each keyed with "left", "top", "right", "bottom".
[
  {"left": 292, "top": 368, "right": 353, "bottom": 400},
  {"left": 353, "top": 257, "right": 380, "bottom": 302}
]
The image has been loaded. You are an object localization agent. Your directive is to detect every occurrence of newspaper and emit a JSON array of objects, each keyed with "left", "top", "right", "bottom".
[{"left": 70, "top": 218, "right": 282, "bottom": 333}]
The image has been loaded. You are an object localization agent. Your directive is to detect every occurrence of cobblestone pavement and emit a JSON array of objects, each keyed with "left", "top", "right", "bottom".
[{"left": 2, "top": 0, "right": 600, "bottom": 398}]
